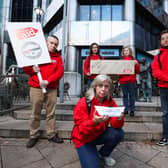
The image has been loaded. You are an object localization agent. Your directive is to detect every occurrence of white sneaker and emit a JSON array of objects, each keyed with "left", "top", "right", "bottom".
[{"left": 104, "top": 156, "right": 116, "bottom": 167}]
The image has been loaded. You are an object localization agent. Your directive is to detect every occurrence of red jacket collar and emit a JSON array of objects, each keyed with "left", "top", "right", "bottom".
[
  {"left": 49, "top": 50, "right": 61, "bottom": 57},
  {"left": 92, "top": 96, "right": 113, "bottom": 106},
  {"left": 160, "top": 47, "right": 168, "bottom": 52}
]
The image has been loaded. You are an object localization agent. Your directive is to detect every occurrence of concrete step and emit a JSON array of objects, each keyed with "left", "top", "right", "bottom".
[
  {"left": 0, "top": 116, "right": 162, "bottom": 141},
  {"left": 13, "top": 109, "right": 162, "bottom": 123}
]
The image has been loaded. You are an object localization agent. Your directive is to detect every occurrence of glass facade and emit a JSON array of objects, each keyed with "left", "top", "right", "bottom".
[{"left": 79, "top": 5, "right": 123, "bottom": 21}]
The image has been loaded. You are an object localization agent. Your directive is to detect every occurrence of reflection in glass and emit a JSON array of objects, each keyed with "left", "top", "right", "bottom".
[
  {"left": 80, "top": 5, "right": 90, "bottom": 21},
  {"left": 102, "top": 5, "right": 111, "bottom": 21},
  {"left": 91, "top": 5, "right": 100, "bottom": 21},
  {"left": 112, "top": 5, "right": 123, "bottom": 21}
]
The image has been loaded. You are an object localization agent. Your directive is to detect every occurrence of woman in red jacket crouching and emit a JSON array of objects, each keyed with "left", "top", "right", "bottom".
[{"left": 72, "top": 74, "right": 124, "bottom": 168}]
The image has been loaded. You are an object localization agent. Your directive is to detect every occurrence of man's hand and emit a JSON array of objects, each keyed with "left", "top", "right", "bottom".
[
  {"left": 93, "top": 110, "right": 109, "bottom": 125},
  {"left": 33, "top": 65, "right": 40, "bottom": 73},
  {"left": 87, "top": 72, "right": 91, "bottom": 76},
  {"left": 40, "top": 80, "right": 49, "bottom": 88}
]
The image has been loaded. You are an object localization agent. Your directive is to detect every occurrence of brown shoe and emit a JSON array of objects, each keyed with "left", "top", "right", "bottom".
[
  {"left": 48, "top": 134, "right": 64, "bottom": 143},
  {"left": 26, "top": 138, "right": 38, "bottom": 148}
]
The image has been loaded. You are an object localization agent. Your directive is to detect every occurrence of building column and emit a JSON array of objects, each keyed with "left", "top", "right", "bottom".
[
  {"left": 66, "top": 0, "right": 78, "bottom": 71},
  {"left": 164, "top": 0, "right": 168, "bottom": 14},
  {"left": 64, "top": 0, "right": 81, "bottom": 96},
  {"left": 124, "top": 0, "right": 135, "bottom": 57},
  {"left": 1, "top": 0, "right": 10, "bottom": 74}
]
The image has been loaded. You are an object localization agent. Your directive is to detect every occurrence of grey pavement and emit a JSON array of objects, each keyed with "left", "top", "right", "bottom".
[{"left": 0, "top": 138, "right": 168, "bottom": 168}]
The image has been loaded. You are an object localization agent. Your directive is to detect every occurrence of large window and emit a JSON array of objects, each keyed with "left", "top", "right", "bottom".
[
  {"left": 11, "top": 0, "right": 33, "bottom": 22},
  {"left": 112, "top": 5, "right": 123, "bottom": 21},
  {"left": 102, "top": 5, "right": 111, "bottom": 21},
  {"left": 91, "top": 5, "right": 100, "bottom": 21},
  {"left": 79, "top": 4, "right": 123, "bottom": 21},
  {"left": 80, "top": 5, "right": 90, "bottom": 21}
]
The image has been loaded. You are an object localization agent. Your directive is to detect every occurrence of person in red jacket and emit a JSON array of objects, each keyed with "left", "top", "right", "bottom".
[
  {"left": 152, "top": 29, "right": 168, "bottom": 146},
  {"left": 72, "top": 74, "right": 124, "bottom": 168},
  {"left": 23, "top": 35, "right": 64, "bottom": 148},
  {"left": 119, "top": 46, "right": 140, "bottom": 117},
  {"left": 84, "top": 43, "right": 104, "bottom": 87}
]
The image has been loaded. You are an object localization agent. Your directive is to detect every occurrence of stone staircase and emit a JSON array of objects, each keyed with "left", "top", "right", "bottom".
[{"left": 0, "top": 97, "right": 162, "bottom": 141}]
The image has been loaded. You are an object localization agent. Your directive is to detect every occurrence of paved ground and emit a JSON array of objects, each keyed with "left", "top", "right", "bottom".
[{"left": 0, "top": 138, "right": 168, "bottom": 168}]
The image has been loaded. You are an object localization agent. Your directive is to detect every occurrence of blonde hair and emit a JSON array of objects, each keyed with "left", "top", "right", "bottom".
[
  {"left": 85, "top": 74, "right": 112, "bottom": 101},
  {"left": 121, "top": 46, "right": 133, "bottom": 57}
]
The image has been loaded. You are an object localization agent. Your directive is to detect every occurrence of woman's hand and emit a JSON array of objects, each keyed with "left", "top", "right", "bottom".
[
  {"left": 117, "top": 112, "right": 124, "bottom": 120},
  {"left": 93, "top": 110, "right": 109, "bottom": 125}
]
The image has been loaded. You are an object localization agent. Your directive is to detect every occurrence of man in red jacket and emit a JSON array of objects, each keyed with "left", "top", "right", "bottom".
[
  {"left": 152, "top": 29, "right": 168, "bottom": 146},
  {"left": 23, "top": 35, "right": 64, "bottom": 148}
]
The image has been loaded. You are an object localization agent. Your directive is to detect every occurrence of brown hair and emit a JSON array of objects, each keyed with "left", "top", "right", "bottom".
[
  {"left": 89, "top": 42, "right": 100, "bottom": 55},
  {"left": 160, "top": 29, "right": 168, "bottom": 41},
  {"left": 121, "top": 46, "right": 133, "bottom": 57}
]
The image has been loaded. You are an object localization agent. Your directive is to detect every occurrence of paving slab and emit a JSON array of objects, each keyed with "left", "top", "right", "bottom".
[
  {"left": 1, "top": 145, "right": 43, "bottom": 168},
  {"left": 148, "top": 152, "right": 168, "bottom": 168},
  {"left": 113, "top": 154, "right": 153, "bottom": 168},
  {"left": 1, "top": 139, "right": 168, "bottom": 168},
  {"left": 117, "top": 142, "right": 160, "bottom": 163},
  {"left": 36, "top": 142, "right": 79, "bottom": 168}
]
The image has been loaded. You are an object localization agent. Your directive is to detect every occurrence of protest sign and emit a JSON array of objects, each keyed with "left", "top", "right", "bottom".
[
  {"left": 7, "top": 22, "right": 51, "bottom": 93},
  {"left": 7, "top": 22, "right": 51, "bottom": 67},
  {"left": 90, "top": 60, "right": 135, "bottom": 75}
]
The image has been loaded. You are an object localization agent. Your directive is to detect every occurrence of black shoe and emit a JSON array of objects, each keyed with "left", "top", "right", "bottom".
[
  {"left": 124, "top": 111, "right": 128, "bottom": 115},
  {"left": 26, "top": 138, "right": 38, "bottom": 148},
  {"left": 48, "top": 134, "right": 64, "bottom": 143},
  {"left": 130, "top": 111, "right": 134, "bottom": 117}
]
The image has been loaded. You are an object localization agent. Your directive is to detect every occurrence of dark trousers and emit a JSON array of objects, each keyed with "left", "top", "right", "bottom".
[
  {"left": 160, "top": 88, "right": 168, "bottom": 139},
  {"left": 121, "top": 83, "right": 136, "bottom": 112},
  {"left": 77, "top": 127, "right": 124, "bottom": 168}
]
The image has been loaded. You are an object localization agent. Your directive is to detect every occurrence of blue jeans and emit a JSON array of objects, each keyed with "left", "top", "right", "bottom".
[
  {"left": 160, "top": 88, "right": 168, "bottom": 139},
  {"left": 121, "top": 83, "right": 136, "bottom": 112},
  {"left": 141, "top": 79, "right": 152, "bottom": 100},
  {"left": 77, "top": 127, "right": 124, "bottom": 168}
]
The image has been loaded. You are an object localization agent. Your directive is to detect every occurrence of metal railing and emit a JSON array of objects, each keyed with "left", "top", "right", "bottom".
[{"left": 0, "top": 65, "right": 30, "bottom": 110}]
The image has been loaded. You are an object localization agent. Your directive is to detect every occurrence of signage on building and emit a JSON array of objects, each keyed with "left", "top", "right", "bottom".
[
  {"left": 7, "top": 22, "right": 51, "bottom": 67},
  {"left": 81, "top": 49, "right": 120, "bottom": 57}
]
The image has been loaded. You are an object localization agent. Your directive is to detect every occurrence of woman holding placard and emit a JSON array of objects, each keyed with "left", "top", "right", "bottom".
[
  {"left": 84, "top": 43, "right": 104, "bottom": 87},
  {"left": 72, "top": 74, "right": 124, "bottom": 168},
  {"left": 119, "top": 46, "right": 140, "bottom": 117}
]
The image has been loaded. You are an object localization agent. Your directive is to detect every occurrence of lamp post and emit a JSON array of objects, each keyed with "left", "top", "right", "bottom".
[{"left": 34, "top": 7, "right": 44, "bottom": 23}]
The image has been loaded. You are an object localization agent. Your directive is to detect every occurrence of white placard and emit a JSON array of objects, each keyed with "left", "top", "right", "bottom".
[
  {"left": 7, "top": 22, "right": 51, "bottom": 67},
  {"left": 90, "top": 60, "right": 135, "bottom": 75},
  {"left": 95, "top": 106, "right": 125, "bottom": 117}
]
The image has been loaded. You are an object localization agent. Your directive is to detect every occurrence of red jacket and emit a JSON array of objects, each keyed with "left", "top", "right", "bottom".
[
  {"left": 23, "top": 51, "right": 64, "bottom": 89},
  {"left": 72, "top": 96, "right": 124, "bottom": 148},
  {"left": 84, "top": 54, "right": 104, "bottom": 79},
  {"left": 151, "top": 47, "right": 168, "bottom": 88},
  {"left": 119, "top": 56, "right": 140, "bottom": 84}
]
